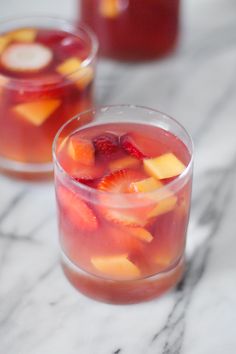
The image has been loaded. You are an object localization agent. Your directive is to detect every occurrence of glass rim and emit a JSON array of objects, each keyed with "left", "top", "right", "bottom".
[
  {"left": 0, "top": 15, "right": 98, "bottom": 88},
  {"left": 53, "top": 104, "right": 194, "bottom": 202}
]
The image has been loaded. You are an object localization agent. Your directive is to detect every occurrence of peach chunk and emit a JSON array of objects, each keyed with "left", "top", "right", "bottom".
[
  {"left": 13, "top": 99, "right": 61, "bottom": 126},
  {"left": 0, "top": 36, "right": 11, "bottom": 54},
  {"left": 109, "top": 156, "right": 140, "bottom": 172},
  {"left": 68, "top": 136, "right": 95, "bottom": 166},
  {"left": 0, "top": 75, "right": 9, "bottom": 95},
  {"left": 147, "top": 194, "right": 177, "bottom": 218},
  {"left": 99, "top": 0, "right": 121, "bottom": 18},
  {"left": 126, "top": 227, "right": 153, "bottom": 243},
  {"left": 91, "top": 254, "right": 140, "bottom": 279},
  {"left": 9, "top": 28, "right": 37, "bottom": 42},
  {"left": 56, "top": 57, "right": 93, "bottom": 89},
  {"left": 144, "top": 153, "right": 186, "bottom": 179},
  {"left": 129, "top": 177, "right": 163, "bottom": 193}
]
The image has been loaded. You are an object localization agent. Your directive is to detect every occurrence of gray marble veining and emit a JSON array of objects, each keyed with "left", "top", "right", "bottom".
[{"left": 1, "top": 0, "right": 236, "bottom": 353}]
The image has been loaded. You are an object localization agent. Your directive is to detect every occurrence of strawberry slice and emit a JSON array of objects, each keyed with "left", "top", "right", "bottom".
[
  {"left": 93, "top": 133, "right": 119, "bottom": 156},
  {"left": 98, "top": 169, "right": 150, "bottom": 226},
  {"left": 120, "top": 133, "right": 147, "bottom": 159},
  {"left": 98, "top": 169, "right": 145, "bottom": 193},
  {"left": 1, "top": 43, "right": 52, "bottom": 72},
  {"left": 68, "top": 135, "right": 95, "bottom": 166},
  {"left": 57, "top": 185, "right": 98, "bottom": 231}
]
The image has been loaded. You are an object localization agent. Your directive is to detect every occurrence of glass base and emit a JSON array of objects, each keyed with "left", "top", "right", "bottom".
[
  {"left": 62, "top": 253, "right": 185, "bottom": 304},
  {"left": 0, "top": 156, "right": 53, "bottom": 181}
]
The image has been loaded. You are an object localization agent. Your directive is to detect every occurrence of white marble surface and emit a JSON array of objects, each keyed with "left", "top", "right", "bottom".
[{"left": 1, "top": 0, "right": 236, "bottom": 353}]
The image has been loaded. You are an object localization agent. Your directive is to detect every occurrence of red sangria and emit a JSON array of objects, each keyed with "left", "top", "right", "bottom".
[
  {"left": 53, "top": 105, "right": 193, "bottom": 304},
  {"left": 79, "top": 0, "right": 180, "bottom": 60},
  {"left": 0, "top": 17, "right": 98, "bottom": 179}
]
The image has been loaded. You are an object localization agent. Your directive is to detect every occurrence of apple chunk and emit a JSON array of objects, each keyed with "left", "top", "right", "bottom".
[
  {"left": 13, "top": 99, "right": 61, "bottom": 126},
  {"left": 144, "top": 153, "right": 186, "bottom": 179},
  {"left": 91, "top": 254, "right": 140, "bottom": 279}
]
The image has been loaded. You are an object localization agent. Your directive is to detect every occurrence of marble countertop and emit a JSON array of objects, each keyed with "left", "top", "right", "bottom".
[{"left": 1, "top": 0, "right": 236, "bottom": 353}]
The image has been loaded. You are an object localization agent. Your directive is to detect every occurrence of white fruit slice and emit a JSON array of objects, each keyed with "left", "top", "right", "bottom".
[
  {"left": 1, "top": 43, "right": 52, "bottom": 72},
  {"left": 13, "top": 99, "right": 61, "bottom": 126},
  {"left": 91, "top": 254, "right": 140, "bottom": 279}
]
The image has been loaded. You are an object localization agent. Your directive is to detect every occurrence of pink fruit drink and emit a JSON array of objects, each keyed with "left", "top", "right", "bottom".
[
  {"left": 0, "top": 18, "right": 97, "bottom": 178},
  {"left": 80, "top": 0, "right": 180, "bottom": 60},
  {"left": 54, "top": 107, "right": 193, "bottom": 304}
]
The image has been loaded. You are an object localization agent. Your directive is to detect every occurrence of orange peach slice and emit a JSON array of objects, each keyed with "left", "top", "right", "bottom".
[
  {"left": 67, "top": 136, "right": 95, "bottom": 166},
  {"left": 0, "top": 75, "right": 9, "bottom": 95},
  {"left": 154, "top": 253, "right": 173, "bottom": 268},
  {"left": 0, "top": 35, "right": 11, "bottom": 54},
  {"left": 144, "top": 153, "right": 186, "bottom": 179},
  {"left": 147, "top": 194, "right": 177, "bottom": 218},
  {"left": 56, "top": 57, "right": 93, "bottom": 89},
  {"left": 91, "top": 254, "right": 140, "bottom": 279},
  {"left": 13, "top": 99, "right": 61, "bottom": 126},
  {"left": 109, "top": 156, "right": 140, "bottom": 172},
  {"left": 9, "top": 28, "right": 37, "bottom": 42},
  {"left": 73, "top": 66, "right": 94, "bottom": 90},
  {"left": 99, "top": 0, "right": 121, "bottom": 18},
  {"left": 129, "top": 177, "right": 163, "bottom": 193},
  {"left": 126, "top": 226, "right": 153, "bottom": 243},
  {"left": 57, "top": 57, "right": 82, "bottom": 75}
]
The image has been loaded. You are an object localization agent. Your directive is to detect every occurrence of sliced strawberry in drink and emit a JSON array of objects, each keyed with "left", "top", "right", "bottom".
[
  {"left": 1, "top": 43, "right": 52, "bottom": 72},
  {"left": 121, "top": 131, "right": 169, "bottom": 159},
  {"left": 57, "top": 184, "right": 98, "bottom": 231},
  {"left": 120, "top": 133, "right": 147, "bottom": 159},
  {"left": 98, "top": 168, "right": 145, "bottom": 193},
  {"left": 74, "top": 177, "right": 99, "bottom": 188},
  {"left": 98, "top": 169, "right": 150, "bottom": 226},
  {"left": 93, "top": 132, "right": 119, "bottom": 156}
]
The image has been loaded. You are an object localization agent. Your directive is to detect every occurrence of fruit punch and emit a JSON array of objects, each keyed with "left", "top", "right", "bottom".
[
  {"left": 0, "top": 17, "right": 97, "bottom": 177},
  {"left": 53, "top": 106, "right": 193, "bottom": 304},
  {"left": 80, "top": 0, "right": 180, "bottom": 60}
]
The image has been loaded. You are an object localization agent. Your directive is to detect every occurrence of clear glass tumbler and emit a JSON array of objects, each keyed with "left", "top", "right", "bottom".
[
  {"left": 53, "top": 105, "right": 193, "bottom": 304},
  {"left": 0, "top": 16, "right": 98, "bottom": 179}
]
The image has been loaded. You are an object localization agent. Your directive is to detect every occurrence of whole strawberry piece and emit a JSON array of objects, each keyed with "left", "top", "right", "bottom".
[
  {"left": 120, "top": 133, "right": 147, "bottom": 160},
  {"left": 93, "top": 133, "right": 119, "bottom": 156}
]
